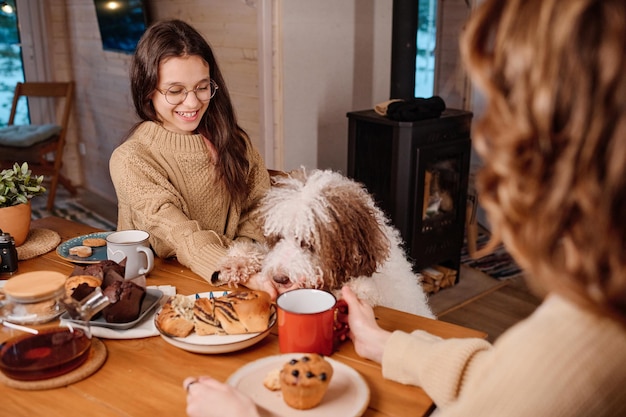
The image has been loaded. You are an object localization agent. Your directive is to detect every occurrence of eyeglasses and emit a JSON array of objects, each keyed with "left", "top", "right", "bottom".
[{"left": 156, "top": 80, "right": 218, "bottom": 105}]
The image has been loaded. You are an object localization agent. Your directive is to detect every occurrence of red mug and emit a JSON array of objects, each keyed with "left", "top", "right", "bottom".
[{"left": 277, "top": 288, "right": 347, "bottom": 356}]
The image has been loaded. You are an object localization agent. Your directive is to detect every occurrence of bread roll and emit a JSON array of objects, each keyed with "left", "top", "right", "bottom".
[
  {"left": 158, "top": 290, "right": 272, "bottom": 337},
  {"left": 156, "top": 294, "right": 195, "bottom": 337},
  {"left": 213, "top": 290, "right": 272, "bottom": 334},
  {"left": 193, "top": 298, "right": 224, "bottom": 336}
]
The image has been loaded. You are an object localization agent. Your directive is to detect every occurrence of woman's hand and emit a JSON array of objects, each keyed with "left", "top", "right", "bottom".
[
  {"left": 184, "top": 376, "right": 260, "bottom": 417},
  {"left": 340, "top": 286, "right": 392, "bottom": 364}
]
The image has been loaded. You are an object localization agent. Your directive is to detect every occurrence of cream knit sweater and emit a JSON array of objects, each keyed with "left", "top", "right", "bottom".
[
  {"left": 109, "top": 121, "right": 270, "bottom": 281},
  {"left": 383, "top": 294, "right": 626, "bottom": 416}
]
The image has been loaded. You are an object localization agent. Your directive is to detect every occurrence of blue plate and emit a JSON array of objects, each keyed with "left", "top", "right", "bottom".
[{"left": 56, "top": 232, "right": 113, "bottom": 264}]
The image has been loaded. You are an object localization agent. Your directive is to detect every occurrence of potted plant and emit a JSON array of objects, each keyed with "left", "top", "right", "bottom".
[{"left": 0, "top": 162, "right": 46, "bottom": 246}]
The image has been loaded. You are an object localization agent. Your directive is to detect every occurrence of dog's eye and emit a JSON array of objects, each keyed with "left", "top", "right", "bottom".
[
  {"left": 266, "top": 235, "right": 281, "bottom": 246},
  {"left": 299, "top": 240, "right": 315, "bottom": 253}
]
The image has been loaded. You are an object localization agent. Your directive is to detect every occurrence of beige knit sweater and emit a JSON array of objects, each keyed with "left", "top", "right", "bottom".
[
  {"left": 383, "top": 294, "right": 626, "bottom": 416},
  {"left": 109, "top": 121, "right": 270, "bottom": 281}
]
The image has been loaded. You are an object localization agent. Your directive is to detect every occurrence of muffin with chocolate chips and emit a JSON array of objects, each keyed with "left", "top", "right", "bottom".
[{"left": 279, "top": 354, "right": 334, "bottom": 410}]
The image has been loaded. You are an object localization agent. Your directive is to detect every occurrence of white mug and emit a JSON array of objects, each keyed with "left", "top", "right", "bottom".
[{"left": 106, "top": 230, "right": 154, "bottom": 279}]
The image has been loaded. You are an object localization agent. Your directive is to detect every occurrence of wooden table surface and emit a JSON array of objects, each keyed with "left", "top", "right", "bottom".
[{"left": 2, "top": 217, "right": 486, "bottom": 417}]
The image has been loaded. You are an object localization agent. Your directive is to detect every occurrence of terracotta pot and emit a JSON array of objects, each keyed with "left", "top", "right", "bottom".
[{"left": 0, "top": 202, "right": 32, "bottom": 246}]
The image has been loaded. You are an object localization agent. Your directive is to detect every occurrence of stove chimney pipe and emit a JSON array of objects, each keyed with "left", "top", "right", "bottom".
[{"left": 390, "top": 0, "right": 418, "bottom": 100}]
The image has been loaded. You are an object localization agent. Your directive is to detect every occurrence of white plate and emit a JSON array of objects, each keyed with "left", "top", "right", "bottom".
[
  {"left": 156, "top": 291, "right": 276, "bottom": 354},
  {"left": 60, "top": 288, "right": 163, "bottom": 330},
  {"left": 227, "top": 354, "right": 370, "bottom": 417},
  {"left": 56, "top": 232, "right": 112, "bottom": 264}
]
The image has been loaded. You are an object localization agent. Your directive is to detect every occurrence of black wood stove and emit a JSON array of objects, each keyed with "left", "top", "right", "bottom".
[{"left": 347, "top": 109, "right": 472, "bottom": 280}]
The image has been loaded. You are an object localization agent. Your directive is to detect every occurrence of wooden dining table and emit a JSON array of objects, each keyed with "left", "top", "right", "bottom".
[{"left": 2, "top": 217, "right": 486, "bottom": 417}]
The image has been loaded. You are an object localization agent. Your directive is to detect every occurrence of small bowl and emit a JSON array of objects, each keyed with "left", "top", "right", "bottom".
[{"left": 0, "top": 326, "right": 91, "bottom": 381}]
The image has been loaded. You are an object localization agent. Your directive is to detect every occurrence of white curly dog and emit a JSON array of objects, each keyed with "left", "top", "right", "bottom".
[{"left": 215, "top": 169, "right": 435, "bottom": 318}]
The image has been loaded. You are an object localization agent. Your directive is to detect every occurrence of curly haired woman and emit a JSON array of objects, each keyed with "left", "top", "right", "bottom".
[
  {"left": 340, "top": 0, "right": 626, "bottom": 416},
  {"left": 185, "top": 0, "right": 626, "bottom": 416}
]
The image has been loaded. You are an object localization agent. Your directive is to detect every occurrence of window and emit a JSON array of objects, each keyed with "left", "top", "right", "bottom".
[
  {"left": 0, "top": 0, "right": 27, "bottom": 126},
  {"left": 1, "top": 1, "right": 56, "bottom": 126},
  {"left": 93, "top": 0, "right": 149, "bottom": 54},
  {"left": 415, "top": 0, "right": 438, "bottom": 98}
]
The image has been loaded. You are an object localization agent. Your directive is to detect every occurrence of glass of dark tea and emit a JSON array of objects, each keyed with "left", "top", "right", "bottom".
[{"left": 0, "top": 288, "right": 110, "bottom": 381}]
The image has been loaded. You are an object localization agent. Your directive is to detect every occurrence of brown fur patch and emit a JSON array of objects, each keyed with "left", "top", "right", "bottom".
[{"left": 314, "top": 179, "right": 390, "bottom": 288}]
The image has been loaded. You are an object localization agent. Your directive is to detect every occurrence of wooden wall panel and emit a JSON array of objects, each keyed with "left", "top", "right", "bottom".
[
  {"left": 43, "top": 0, "right": 262, "bottom": 204},
  {"left": 39, "top": 0, "right": 470, "bottom": 205}
]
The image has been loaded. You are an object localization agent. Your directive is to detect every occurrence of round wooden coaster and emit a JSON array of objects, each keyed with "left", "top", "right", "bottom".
[
  {"left": 17, "top": 228, "right": 62, "bottom": 261},
  {"left": 0, "top": 337, "right": 107, "bottom": 390}
]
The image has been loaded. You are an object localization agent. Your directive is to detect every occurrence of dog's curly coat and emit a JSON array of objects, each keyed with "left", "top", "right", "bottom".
[{"left": 217, "top": 169, "right": 434, "bottom": 318}]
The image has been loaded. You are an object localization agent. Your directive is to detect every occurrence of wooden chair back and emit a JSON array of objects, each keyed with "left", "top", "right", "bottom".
[{"left": 1, "top": 81, "right": 76, "bottom": 210}]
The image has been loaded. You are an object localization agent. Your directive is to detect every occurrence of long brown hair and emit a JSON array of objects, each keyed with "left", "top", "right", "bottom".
[
  {"left": 461, "top": 0, "right": 626, "bottom": 319},
  {"left": 129, "top": 19, "right": 250, "bottom": 205}
]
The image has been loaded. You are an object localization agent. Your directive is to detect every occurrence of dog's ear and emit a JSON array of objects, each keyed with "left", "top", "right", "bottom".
[{"left": 316, "top": 180, "right": 391, "bottom": 286}]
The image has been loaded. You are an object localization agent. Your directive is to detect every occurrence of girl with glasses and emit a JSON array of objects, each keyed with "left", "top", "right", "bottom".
[{"left": 110, "top": 20, "right": 271, "bottom": 288}]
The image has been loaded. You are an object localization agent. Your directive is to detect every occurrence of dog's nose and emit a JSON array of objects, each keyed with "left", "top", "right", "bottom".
[{"left": 272, "top": 275, "right": 291, "bottom": 285}]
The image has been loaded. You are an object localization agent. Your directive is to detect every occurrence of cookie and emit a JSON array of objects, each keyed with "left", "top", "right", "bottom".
[
  {"left": 83, "top": 237, "right": 107, "bottom": 247},
  {"left": 263, "top": 368, "right": 281, "bottom": 391},
  {"left": 69, "top": 245, "right": 93, "bottom": 258}
]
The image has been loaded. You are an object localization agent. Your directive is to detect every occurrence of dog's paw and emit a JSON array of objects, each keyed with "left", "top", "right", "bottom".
[
  {"left": 217, "top": 241, "right": 268, "bottom": 285},
  {"left": 342, "top": 278, "right": 383, "bottom": 307}
]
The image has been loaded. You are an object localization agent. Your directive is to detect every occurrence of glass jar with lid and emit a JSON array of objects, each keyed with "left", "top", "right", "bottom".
[{"left": 0, "top": 271, "right": 67, "bottom": 324}]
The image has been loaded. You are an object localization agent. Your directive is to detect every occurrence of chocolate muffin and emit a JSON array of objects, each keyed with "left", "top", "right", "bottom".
[{"left": 101, "top": 280, "right": 146, "bottom": 323}]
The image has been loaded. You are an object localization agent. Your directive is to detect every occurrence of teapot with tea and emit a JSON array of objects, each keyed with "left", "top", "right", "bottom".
[{"left": 0, "top": 287, "right": 110, "bottom": 381}]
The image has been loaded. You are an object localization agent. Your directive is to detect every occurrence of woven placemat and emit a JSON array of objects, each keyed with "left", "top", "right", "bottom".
[
  {"left": 0, "top": 337, "right": 107, "bottom": 390},
  {"left": 17, "top": 228, "right": 61, "bottom": 261}
]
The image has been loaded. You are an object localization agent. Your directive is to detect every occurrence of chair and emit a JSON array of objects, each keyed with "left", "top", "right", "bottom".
[{"left": 0, "top": 81, "right": 76, "bottom": 210}]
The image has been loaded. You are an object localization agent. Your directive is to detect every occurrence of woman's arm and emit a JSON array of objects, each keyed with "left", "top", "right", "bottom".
[{"left": 341, "top": 286, "right": 492, "bottom": 408}]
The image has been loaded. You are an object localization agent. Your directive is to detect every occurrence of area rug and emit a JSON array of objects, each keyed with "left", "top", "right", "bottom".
[
  {"left": 460, "top": 232, "right": 522, "bottom": 280},
  {"left": 29, "top": 188, "right": 116, "bottom": 231}
]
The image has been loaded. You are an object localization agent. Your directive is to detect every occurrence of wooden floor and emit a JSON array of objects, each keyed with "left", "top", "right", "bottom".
[{"left": 436, "top": 274, "right": 543, "bottom": 343}]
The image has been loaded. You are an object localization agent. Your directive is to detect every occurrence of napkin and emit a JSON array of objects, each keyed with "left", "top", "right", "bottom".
[{"left": 60, "top": 285, "right": 176, "bottom": 340}]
